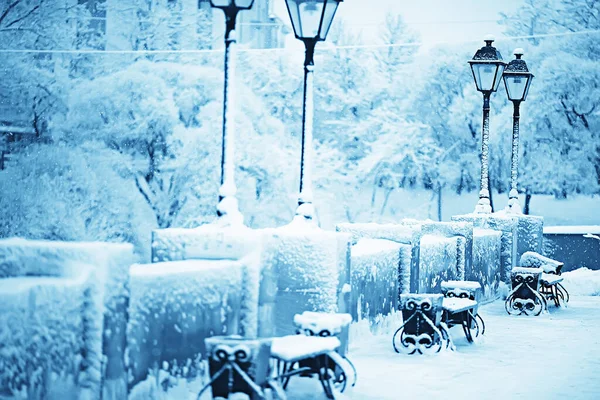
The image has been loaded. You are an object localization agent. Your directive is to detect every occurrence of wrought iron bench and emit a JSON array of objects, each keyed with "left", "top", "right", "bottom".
[
  {"left": 393, "top": 294, "right": 451, "bottom": 354},
  {"left": 441, "top": 280, "right": 485, "bottom": 342},
  {"left": 197, "top": 336, "right": 286, "bottom": 400},
  {"left": 520, "top": 252, "right": 569, "bottom": 307},
  {"left": 505, "top": 267, "right": 547, "bottom": 316},
  {"left": 270, "top": 312, "right": 356, "bottom": 400}
]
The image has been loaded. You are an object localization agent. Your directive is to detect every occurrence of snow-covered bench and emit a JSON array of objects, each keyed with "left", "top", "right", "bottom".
[
  {"left": 441, "top": 280, "right": 485, "bottom": 341},
  {"left": 271, "top": 312, "right": 356, "bottom": 398},
  {"left": 393, "top": 294, "right": 451, "bottom": 355},
  {"left": 505, "top": 267, "right": 547, "bottom": 316},
  {"left": 520, "top": 252, "right": 569, "bottom": 307}
]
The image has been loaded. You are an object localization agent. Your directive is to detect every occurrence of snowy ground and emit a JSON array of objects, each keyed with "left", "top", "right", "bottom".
[{"left": 284, "top": 296, "right": 600, "bottom": 400}]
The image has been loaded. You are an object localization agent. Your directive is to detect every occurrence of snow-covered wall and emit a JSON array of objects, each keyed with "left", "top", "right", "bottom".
[
  {"left": 471, "top": 228, "right": 502, "bottom": 302},
  {"left": 543, "top": 226, "right": 600, "bottom": 272},
  {"left": 0, "top": 238, "right": 135, "bottom": 400},
  {"left": 127, "top": 257, "right": 260, "bottom": 391},
  {"left": 350, "top": 239, "right": 411, "bottom": 331}
]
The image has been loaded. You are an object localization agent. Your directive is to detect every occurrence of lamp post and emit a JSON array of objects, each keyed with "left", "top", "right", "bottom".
[
  {"left": 468, "top": 36, "right": 506, "bottom": 214},
  {"left": 210, "top": 0, "right": 254, "bottom": 225},
  {"left": 503, "top": 48, "right": 534, "bottom": 214},
  {"left": 284, "top": 0, "right": 343, "bottom": 224}
]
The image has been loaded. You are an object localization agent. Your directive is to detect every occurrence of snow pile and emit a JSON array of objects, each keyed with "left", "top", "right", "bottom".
[
  {"left": 561, "top": 268, "right": 600, "bottom": 296},
  {"left": 470, "top": 228, "right": 502, "bottom": 302},
  {"left": 350, "top": 239, "right": 410, "bottom": 333},
  {"left": 520, "top": 251, "right": 563, "bottom": 273},
  {"left": 0, "top": 262, "right": 101, "bottom": 399},
  {"left": 127, "top": 257, "right": 260, "bottom": 392},
  {"left": 259, "top": 226, "right": 351, "bottom": 337},
  {"left": 0, "top": 238, "right": 135, "bottom": 399},
  {"left": 418, "top": 235, "right": 465, "bottom": 293}
]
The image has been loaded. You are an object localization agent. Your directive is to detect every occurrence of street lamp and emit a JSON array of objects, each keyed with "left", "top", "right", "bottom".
[
  {"left": 210, "top": 0, "right": 254, "bottom": 225},
  {"left": 284, "top": 0, "right": 343, "bottom": 224},
  {"left": 468, "top": 36, "right": 506, "bottom": 214},
  {"left": 503, "top": 48, "right": 534, "bottom": 214}
]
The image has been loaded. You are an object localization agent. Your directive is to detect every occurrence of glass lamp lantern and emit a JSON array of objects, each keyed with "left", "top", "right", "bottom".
[
  {"left": 503, "top": 48, "right": 534, "bottom": 102},
  {"left": 285, "top": 0, "right": 342, "bottom": 41},
  {"left": 210, "top": 0, "right": 254, "bottom": 9},
  {"left": 468, "top": 36, "right": 506, "bottom": 93}
]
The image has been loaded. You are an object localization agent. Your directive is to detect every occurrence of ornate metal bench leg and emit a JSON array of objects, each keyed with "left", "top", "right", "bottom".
[
  {"left": 476, "top": 313, "right": 486, "bottom": 335},
  {"left": 557, "top": 282, "right": 569, "bottom": 303},
  {"left": 317, "top": 354, "right": 336, "bottom": 399}
]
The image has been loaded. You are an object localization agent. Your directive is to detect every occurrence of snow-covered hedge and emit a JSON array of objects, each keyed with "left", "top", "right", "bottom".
[
  {"left": 336, "top": 222, "right": 419, "bottom": 292},
  {"left": 127, "top": 256, "right": 260, "bottom": 391},
  {"left": 0, "top": 238, "right": 135, "bottom": 399},
  {"left": 260, "top": 224, "right": 351, "bottom": 337},
  {"left": 471, "top": 228, "right": 502, "bottom": 302},
  {"left": 350, "top": 239, "right": 411, "bottom": 332},
  {"left": 452, "top": 214, "right": 518, "bottom": 284},
  {"left": 418, "top": 234, "right": 465, "bottom": 293}
]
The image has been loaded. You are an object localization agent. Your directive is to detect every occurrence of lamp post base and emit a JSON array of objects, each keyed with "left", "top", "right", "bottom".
[
  {"left": 474, "top": 192, "right": 492, "bottom": 214},
  {"left": 216, "top": 196, "right": 244, "bottom": 227},
  {"left": 505, "top": 190, "right": 523, "bottom": 214},
  {"left": 292, "top": 202, "right": 318, "bottom": 227}
]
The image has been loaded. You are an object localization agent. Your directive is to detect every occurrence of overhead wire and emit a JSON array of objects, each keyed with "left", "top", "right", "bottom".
[{"left": 0, "top": 29, "right": 598, "bottom": 55}]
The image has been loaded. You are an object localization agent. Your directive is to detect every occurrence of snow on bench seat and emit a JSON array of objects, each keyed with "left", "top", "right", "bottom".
[
  {"left": 293, "top": 311, "right": 351, "bottom": 335},
  {"left": 441, "top": 281, "right": 482, "bottom": 290},
  {"left": 442, "top": 298, "right": 478, "bottom": 313},
  {"left": 541, "top": 273, "right": 564, "bottom": 285},
  {"left": 271, "top": 335, "right": 340, "bottom": 363}
]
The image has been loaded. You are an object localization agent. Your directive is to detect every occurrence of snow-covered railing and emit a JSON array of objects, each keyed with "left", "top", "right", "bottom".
[{"left": 0, "top": 239, "right": 134, "bottom": 399}]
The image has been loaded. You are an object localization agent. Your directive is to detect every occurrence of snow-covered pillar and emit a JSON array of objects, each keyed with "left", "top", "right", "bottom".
[
  {"left": 295, "top": 39, "right": 318, "bottom": 225},
  {"left": 475, "top": 92, "right": 492, "bottom": 214},
  {"left": 507, "top": 101, "right": 522, "bottom": 213},
  {"left": 216, "top": 8, "right": 244, "bottom": 226}
]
